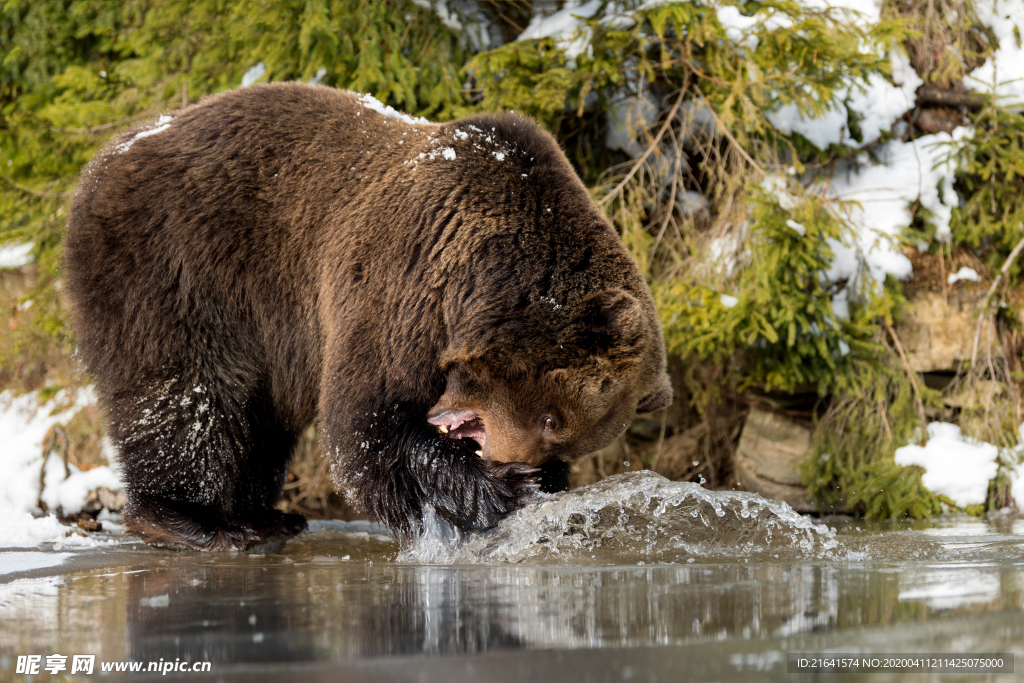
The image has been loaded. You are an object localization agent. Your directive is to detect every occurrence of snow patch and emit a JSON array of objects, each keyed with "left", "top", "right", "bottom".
[
  {"left": 0, "top": 389, "right": 123, "bottom": 548},
  {"left": 762, "top": 175, "right": 797, "bottom": 210},
  {"left": 831, "top": 288, "right": 850, "bottom": 321},
  {"left": 848, "top": 51, "right": 923, "bottom": 147},
  {"left": 767, "top": 100, "right": 849, "bottom": 151},
  {"left": 114, "top": 115, "right": 174, "bottom": 155},
  {"left": 0, "top": 552, "right": 71, "bottom": 577},
  {"left": 38, "top": 456, "right": 120, "bottom": 514},
  {"left": 768, "top": 52, "right": 921, "bottom": 151},
  {"left": 356, "top": 93, "right": 430, "bottom": 125},
  {"left": 241, "top": 62, "right": 266, "bottom": 87},
  {"left": 708, "top": 231, "right": 743, "bottom": 277},
  {"left": 605, "top": 90, "right": 659, "bottom": 158},
  {"left": 0, "top": 242, "right": 33, "bottom": 269},
  {"left": 971, "top": 0, "right": 1024, "bottom": 109},
  {"left": 823, "top": 131, "right": 961, "bottom": 287},
  {"left": 517, "top": 0, "right": 603, "bottom": 66},
  {"left": 308, "top": 67, "right": 327, "bottom": 85},
  {"left": 412, "top": 0, "right": 491, "bottom": 50},
  {"left": 1002, "top": 424, "right": 1024, "bottom": 509},
  {"left": 948, "top": 266, "right": 982, "bottom": 284},
  {"left": 678, "top": 189, "right": 708, "bottom": 215},
  {"left": 805, "top": 0, "right": 883, "bottom": 26},
  {"left": 716, "top": 5, "right": 792, "bottom": 51},
  {"left": 894, "top": 422, "right": 1000, "bottom": 507},
  {"left": 413, "top": 0, "right": 461, "bottom": 30}
]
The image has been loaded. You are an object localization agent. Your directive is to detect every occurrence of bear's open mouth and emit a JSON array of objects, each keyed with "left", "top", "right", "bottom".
[{"left": 427, "top": 409, "right": 487, "bottom": 452}]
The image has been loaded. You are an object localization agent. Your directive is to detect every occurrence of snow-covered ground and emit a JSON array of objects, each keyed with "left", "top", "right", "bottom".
[
  {"left": 971, "top": 0, "right": 1024, "bottom": 108},
  {"left": 895, "top": 423, "right": 1002, "bottom": 507},
  {"left": 0, "top": 389, "right": 122, "bottom": 549},
  {"left": 590, "top": 0, "right": 966, "bottom": 317},
  {"left": 822, "top": 131, "right": 962, "bottom": 290}
]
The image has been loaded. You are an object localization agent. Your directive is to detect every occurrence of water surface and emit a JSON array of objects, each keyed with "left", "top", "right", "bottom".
[{"left": 2, "top": 472, "right": 1023, "bottom": 681}]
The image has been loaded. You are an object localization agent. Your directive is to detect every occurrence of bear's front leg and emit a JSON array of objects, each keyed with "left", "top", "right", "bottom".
[{"left": 326, "top": 404, "right": 540, "bottom": 534}]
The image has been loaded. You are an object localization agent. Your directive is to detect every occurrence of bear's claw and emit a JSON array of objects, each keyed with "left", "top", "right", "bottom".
[{"left": 466, "top": 460, "right": 541, "bottom": 531}]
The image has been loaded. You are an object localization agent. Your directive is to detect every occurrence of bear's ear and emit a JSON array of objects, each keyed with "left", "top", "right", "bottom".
[
  {"left": 576, "top": 289, "right": 646, "bottom": 359},
  {"left": 637, "top": 378, "right": 673, "bottom": 413}
]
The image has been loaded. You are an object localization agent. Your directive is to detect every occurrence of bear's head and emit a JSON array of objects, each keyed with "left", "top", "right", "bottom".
[{"left": 429, "top": 289, "right": 672, "bottom": 468}]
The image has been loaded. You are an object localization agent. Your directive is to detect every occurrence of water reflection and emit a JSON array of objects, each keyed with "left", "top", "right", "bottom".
[
  {"left": 3, "top": 513, "right": 1024, "bottom": 677},
  {"left": 2, "top": 550, "right": 1024, "bottom": 667},
  {"left": 125, "top": 559, "right": 319, "bottom": 665}
]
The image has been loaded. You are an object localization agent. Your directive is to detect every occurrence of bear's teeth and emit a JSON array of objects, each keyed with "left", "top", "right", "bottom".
[{"left": 438, "top": 424, "right": 449, "bottom": 434}]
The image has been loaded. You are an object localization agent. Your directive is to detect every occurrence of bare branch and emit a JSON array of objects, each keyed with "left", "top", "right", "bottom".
[
  {"left": 884, "top": 321, "right": 928, "bottom": 443},
  {"left": 599, "top": 86, "right": 687, "bottom": 207},
  {"left": 971, "top": 231, "right": 1024, "bottom": 368},
  {"left": 916, "top": 84, "right": 986, "bottom": 111},
  {"left": 4, "top": 178, "right": 72, "bottom": 199},
  {"left": 691, "top": 83, "right": 767, "bottom": 177},
  {"left": 53, "top": 108, "right": 161, "bottom": 134}
]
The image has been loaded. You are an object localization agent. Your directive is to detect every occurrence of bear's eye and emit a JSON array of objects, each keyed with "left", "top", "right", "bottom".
[{"left": 542, "top": 416, "right": 557, "bottom": 432}]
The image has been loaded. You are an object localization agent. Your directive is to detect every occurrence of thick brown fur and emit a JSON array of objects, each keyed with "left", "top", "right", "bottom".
[{"left": 65, "top": 83, "right": 671, "bottom": 550}]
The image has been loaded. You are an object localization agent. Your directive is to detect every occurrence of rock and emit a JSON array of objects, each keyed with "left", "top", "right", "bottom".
[
  {"left": 945, "top": 379, "right": 1006, "bottom": 410},
  {"left": 651, "top": 423, "right": 708, "bottom": 481},
  {"left": 734, "top": 408, "right": 816, "bottom": 512},
  {"left": 77, "top": 517, "right": 103, "bottom": 532},
  {"left": 81, "top": 486, "right": 126, "bottom": 515},
  {"left": 916, "top": 107, "right": 963, "bottom": 135},
  {"left": 898, "top": 289, "right": 999, "bottom": 372}
]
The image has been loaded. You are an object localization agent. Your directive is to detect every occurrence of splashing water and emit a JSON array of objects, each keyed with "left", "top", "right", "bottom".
[{"left": 399, "top": 471, "right": 838, "bottom": 564}]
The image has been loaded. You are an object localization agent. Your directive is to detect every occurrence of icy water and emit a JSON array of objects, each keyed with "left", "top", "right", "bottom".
[{"left": 3, "top": 472, "right": 1024, "bottom": 681}]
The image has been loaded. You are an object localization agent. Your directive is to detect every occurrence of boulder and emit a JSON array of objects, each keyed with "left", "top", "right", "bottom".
[
  {"left": 898, "top": 289, "right": 998, "bottom": 372},
  {"left": 734, "top": 408, "right": 816, "bottom": 512}
]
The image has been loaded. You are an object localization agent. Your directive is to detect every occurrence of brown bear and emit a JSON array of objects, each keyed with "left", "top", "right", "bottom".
[{"left": 65, "top": 83, "right": 671, "bottom": 550}]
